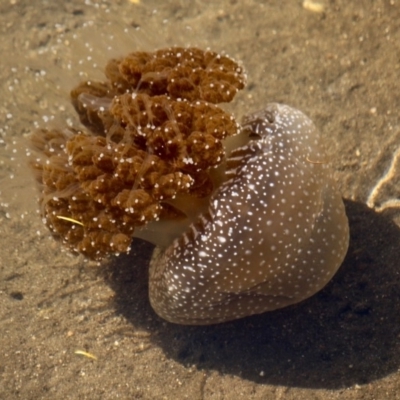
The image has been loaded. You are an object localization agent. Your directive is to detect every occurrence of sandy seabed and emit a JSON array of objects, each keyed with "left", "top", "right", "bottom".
[{"left": 1, "top": 0, "right": 400, "bottom": 399}]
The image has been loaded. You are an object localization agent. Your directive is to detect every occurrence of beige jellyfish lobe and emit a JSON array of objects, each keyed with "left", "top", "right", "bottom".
[
  {"left": 210, "top": 105, "right": 340, "bottom": 296},
  {"left": 149, "top": 103, "right": 349, "bottom": 325}
]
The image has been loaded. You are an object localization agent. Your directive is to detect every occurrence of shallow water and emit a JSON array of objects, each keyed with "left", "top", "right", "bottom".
[{"left": 2, "top": 1, "right": 400, "bottom": 399}]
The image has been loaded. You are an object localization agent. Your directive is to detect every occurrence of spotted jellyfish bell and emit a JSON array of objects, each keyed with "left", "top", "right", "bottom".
[{"left": 148, "top": 103, "right": 349, "bottom": 325}]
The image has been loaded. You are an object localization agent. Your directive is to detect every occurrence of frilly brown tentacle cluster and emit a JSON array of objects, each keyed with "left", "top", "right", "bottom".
[{"left": 30, "top": 47, "right": 246, "bottom": 259}]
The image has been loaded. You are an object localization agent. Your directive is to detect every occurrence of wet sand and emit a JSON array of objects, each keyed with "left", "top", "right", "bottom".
[{"left": 1, "top": 0, "right": 400, "bottom": 399}]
